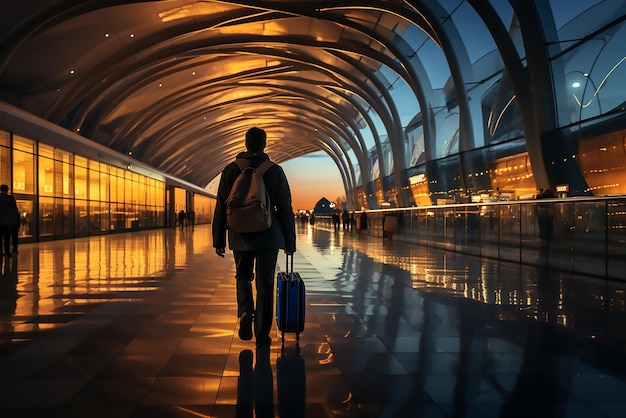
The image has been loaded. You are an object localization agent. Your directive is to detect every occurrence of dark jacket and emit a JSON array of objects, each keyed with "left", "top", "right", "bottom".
[
  {"left": 0, "top": 192, "right": 19, "bottom": 227},
  {"left": 212, "top": 151, "right": 296, "bottom": 253}
]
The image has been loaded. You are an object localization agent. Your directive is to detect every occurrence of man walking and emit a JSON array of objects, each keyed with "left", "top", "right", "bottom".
[
  {"left": 213, "top": 127, "right": 296, "bottom": 347},
  {"left": 0, "top": 184, "right": 19, "bottom": 257}
]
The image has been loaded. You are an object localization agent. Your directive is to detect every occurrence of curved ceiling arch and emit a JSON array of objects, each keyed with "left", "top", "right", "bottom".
[
  {"left": 0, "top": 0, "right": 515, "bottom": 208},
  {"left": 154, "top": 100, "right": 363, "bottom": 185}
]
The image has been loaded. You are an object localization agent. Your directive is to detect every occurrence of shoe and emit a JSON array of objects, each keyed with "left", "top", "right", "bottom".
[{"left": 238, "top": 312, "right": 253, "bottom": 341}]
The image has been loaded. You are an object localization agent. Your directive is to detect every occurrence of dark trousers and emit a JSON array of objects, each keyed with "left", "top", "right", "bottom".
[
  {"left": 234, "top": 250, "right": 279, "bottom": 341},
  {"left": 0, "top": 225, "right": 11, "bottom": 255},
  {"left": 11, "top": 224, "right": 19, "bottom": 251}
]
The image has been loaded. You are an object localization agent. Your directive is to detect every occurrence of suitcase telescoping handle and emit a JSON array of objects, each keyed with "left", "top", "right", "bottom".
[{"left": 285, "top": 253, "right": 293, "bottom": 275}]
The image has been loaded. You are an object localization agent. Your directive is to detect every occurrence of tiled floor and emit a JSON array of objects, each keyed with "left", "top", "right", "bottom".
[{"left": 1, "top": 223, "right": 626, "bottom": 417}]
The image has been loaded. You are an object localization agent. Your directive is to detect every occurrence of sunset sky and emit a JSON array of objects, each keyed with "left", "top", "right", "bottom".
[
  {"left": 280, "top": 151, "right": 345, "bottom": 211},
  {"left": 205, "top": 150, "right": 345, "bottom": 212}
]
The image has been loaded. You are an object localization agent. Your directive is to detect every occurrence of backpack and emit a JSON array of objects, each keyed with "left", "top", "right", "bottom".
[{"left": 226, "top": 159, "right": 274, "bottom": 233}]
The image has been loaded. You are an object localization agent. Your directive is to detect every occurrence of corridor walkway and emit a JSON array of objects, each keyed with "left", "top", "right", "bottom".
[{"left": 0, "top": 224, "right": 625, "bottom": 417}]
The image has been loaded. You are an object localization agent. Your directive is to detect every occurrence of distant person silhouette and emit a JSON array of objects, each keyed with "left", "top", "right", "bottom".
[{"left": 0, "top": 184, "right": 19, "bottom": 257}]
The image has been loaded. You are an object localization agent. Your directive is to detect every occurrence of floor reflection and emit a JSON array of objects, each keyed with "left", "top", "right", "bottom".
[{"left": 0, "top": 224, "right": 625, "bottom": 416}]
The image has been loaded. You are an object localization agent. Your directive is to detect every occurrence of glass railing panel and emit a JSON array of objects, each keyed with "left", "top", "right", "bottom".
[
  {"left": 547, "top": 201, "right": 574, "bottom": 272},
  {"left": 416, "top": 209, "right": 429, "bottom": 245},
  {"left": 572, "top": 201, "right": 607, "bottom": 277},
  {"left": 520, "top": 202, "right": 543, "bottom": 266},
  {"left": 360, "top": 196, "right": 623, "bottom": 280},
  {"left": 499, "top": 203, "right": 521, "bottom": 263},
  {"left": 607, "top": 200, "right": 626, "bottom": 278},
  {"left": 466, "top": 205, "right": 482, "bottom": 256},
  {"left": 443, "top": 208, "right": 456, "bottom": 250},
  {"left": 451, "top": 206, "right": 469, "bottom": 253},
  {"left": 433, "top": 207, "right": 447, "bottom": 249},
  {"left": 480, "top": 203, "right": 499, "bottom": 259}
]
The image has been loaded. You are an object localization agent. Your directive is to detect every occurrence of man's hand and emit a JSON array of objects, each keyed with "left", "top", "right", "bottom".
[{"left": 216, "top": 248, "right": 225, "bottom": 258}]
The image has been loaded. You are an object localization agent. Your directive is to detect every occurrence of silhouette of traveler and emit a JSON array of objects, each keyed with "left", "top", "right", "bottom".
[
  {"left": 213, "top": 127, "right": 296, "bottom": 348},
  {"left": 342, "top": 209, "right": 350, "bottom": 231},
  {"left": 178, "top": 209, "right": 186, "bottom": 229},
  {"left": 0, "top": 184, "right": 19, "bottom": 257}
]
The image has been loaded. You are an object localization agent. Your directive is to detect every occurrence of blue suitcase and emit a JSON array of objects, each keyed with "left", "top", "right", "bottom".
[{"left": 276, "top": 254, "right": 305, "bottom": 344}]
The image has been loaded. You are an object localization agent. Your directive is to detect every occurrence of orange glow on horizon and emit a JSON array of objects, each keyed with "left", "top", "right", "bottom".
[{"left": 281, "top": 155, "right": 345, "bottom": 211}]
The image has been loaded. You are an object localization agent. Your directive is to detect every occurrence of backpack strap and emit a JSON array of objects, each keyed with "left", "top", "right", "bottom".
[
  {"left": 234, "top": 158, "right": 274, "bottom": 175},
  {"left": 255, "top": 160, "right": 275, "bottom": 176}
]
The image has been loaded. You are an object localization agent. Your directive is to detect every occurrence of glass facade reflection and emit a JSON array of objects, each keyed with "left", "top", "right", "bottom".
[{"left": 360, "top": 2, "right": 626, "bottom": 209}]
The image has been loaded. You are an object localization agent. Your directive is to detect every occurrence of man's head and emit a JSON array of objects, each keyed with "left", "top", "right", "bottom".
[
  {"left": 245, "top": 127, "right": 266, "bottom": 153},
  {"left": 0, "top": 184, "right": 8, "bottom": 193}
]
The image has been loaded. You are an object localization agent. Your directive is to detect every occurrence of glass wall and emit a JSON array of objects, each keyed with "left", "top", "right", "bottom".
[
  {"left": 357, "top": 195, "right": 626, "bottom": 281},
  {"left": 1, "top": 129, "right": 172, "bottom": 242},
  {"left": 193, "top": 193, "right": 214, "bottom": 225}
]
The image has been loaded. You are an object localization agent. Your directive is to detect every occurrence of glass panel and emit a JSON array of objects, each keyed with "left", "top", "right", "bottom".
[
  {"left": 572, "top": 201, "right": 606, "bottom": 276},
  {"left": 100, "top": 201, "right": 109, "bottom": 232},
  {"left": 480, "top": 203, "right": 499, "bottom": 258},
  {"left": 607, "top": 200, "right": 626, "bottom": 278},
  {"left": 547, "top": 202, "right": 574, "bottom": 272},
  {"left": 16, "top": 199, "right": 34, "bottom": 238},
  {"left": 137, "top": 178, "right": 145, "bottom": 205},
  {"left": 443, "top": 208, "right": 456, "bottom": 251},
  {"left": 111, "top": 202, "right": 126, "bottom": 231},
  {"left": 556, "top": 18, "right": 626, "bottom": 125},
  {"left": 100, "top": 170, "right": 109, "bottom": 202},
  {"left": 39, "top": 197, "right": 55, "bottom": 236},
  {"left": 126, "top": 203, "right": 139, "bottom": 229},
  {"left": 89, "top": 167, "right": 99, "bottom": 201},
  {"left": 0, "top": 145, "right": 10, "bottom": 186},
  {"left": 55, "top": 198, "right": 72, "bottom": 236},
  {"left": 38, "top": 143, "right": 54, "bottom": 158},
  {"left": 0, "top": 130, "right": 8, "bottom": 146},
  {"left": 520, "top": 202, "right": 543, "bottom": 266},
  {"left": 448, "top": 1, "right": 495, "bottom": 64},
  {"left": 117, "top": 173, "right": 125, "bottom": 204},
  {"left": 13, "top": 135, "right": 34, "bottom": 153},
  {"left": 174, "top": 187, "right": 186, "bottom": 213},
  {"left": 59, "top": 160, "right": 72, "bottom": 197},
  {"left": 499, "top": 203, "right": 521, "bottom": 262},
  {"left": 89, "top": 201, "right": 102, "bottom": 234},
  {"left": 74, "top": 165, "right": 87, "bottom": 200},
  {"left": 125, "top": 176, "right": 133, "bottom": 204},
  {"left": 74, "top": 200, "right": 88, "bottom": 235},
  {"left": 13, "top": 149, "right": 35, "bottom": 195},
  {"left": 38, "top": 156, "right": 54, "bottom": 196},
  {"left": 75, "top": 155, "right": 87, "bottom": 167},
  {"left": 465, "top": 205, "right": 481, "bottom": 256},
  {"left": 110, "top": 174, "right": 118, "bottom": 202}
]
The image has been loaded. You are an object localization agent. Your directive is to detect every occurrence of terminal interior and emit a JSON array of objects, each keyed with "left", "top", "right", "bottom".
[{"left": 1, "top": 1, "right": 626, "bottom": 417}]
